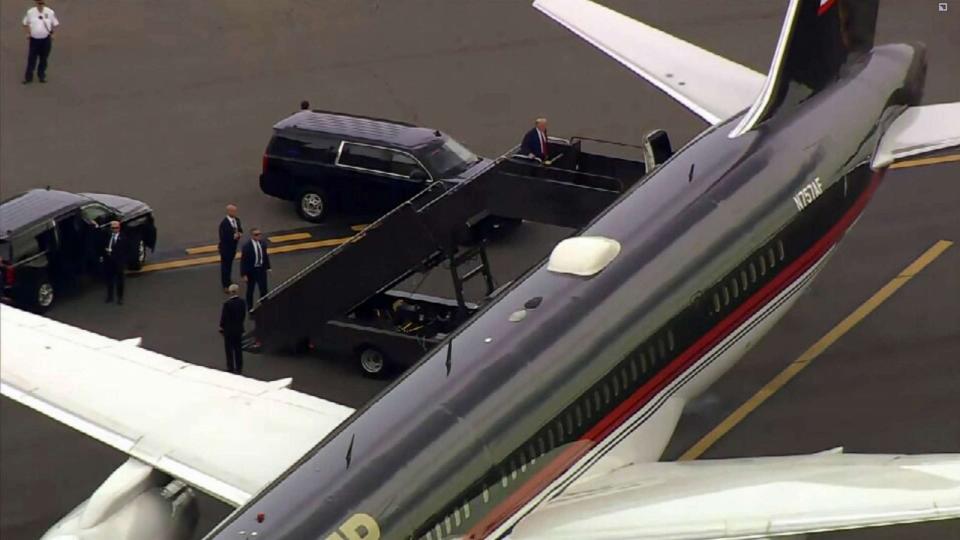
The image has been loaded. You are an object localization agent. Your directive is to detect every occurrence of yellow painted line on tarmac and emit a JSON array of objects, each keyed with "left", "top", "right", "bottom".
[
  {"left": 266, "top": 236, "right": 353, "bottom": 255},
  {"left": 139, "top": 235, "right": 352, "bottom": 273},
  {"left": 351, "top": 224, "right": 370, "bottom": 232},
  {"left": 269, "top": 232, "right": 312, "bottom": 243},
  {"left": 140, "top": 253, "right": 226, "bottom": 272},
  {"left": 185, "top": 245, "right": 220, "bottom": 255},
  {"left": 678, "top": 239, "right": 954, "bottom": 461},
  {"left": 184, "top": 232, "right": 314, "bottom": 255},
  {"left": 891, "top": 153, "right": 960, "bottom": 169}
]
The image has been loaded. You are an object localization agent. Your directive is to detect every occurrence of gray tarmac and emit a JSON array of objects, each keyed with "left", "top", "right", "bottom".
[{"left": 2, "top": 1, "right": 958, "bottom": 538}]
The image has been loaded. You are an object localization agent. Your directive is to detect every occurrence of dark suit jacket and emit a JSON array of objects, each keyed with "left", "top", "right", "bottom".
[
  {"left": 220, "top": 296, "right": 247, "bottom": 336},
  {"left": 102, "top": 231, "right": 130, "bottom": 269},
  {"left": 218, "top": 216, "right": 243, "bottom": 253},
  {"left": 240, "top": 239, "right": 271, "bottom": 276},
  {"left": 520, "top": 127, "right": 548, "bottom": 160}
]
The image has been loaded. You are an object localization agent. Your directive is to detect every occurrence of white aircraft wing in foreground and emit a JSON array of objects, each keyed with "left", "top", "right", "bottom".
[
  {"left": 873, "top": 102, "right": 960, "bottom": 168},
  {"left": 511, "top": 452, "right": 960, "bottom": 539},
  {"left": 533, "top": 0, "right": 765, "bottom": 125},
  {"left": 0, "top": 304, "right": 353, "bottom": 509}
]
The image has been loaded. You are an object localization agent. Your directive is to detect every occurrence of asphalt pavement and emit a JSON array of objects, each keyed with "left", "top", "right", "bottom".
[{"left": 2, "top": 1, "right": 958, "bottom": 538}]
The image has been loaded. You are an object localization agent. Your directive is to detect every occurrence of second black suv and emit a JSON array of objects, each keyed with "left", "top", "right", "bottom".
[
  {"left": 0, "top": 189, "right": 157, "bottom": 311},
  {"left": 259, "top": 110, "right": 490, "bottom": 222}
]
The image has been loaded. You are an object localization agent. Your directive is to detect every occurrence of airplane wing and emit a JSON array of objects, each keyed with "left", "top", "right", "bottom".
[
  {"left": 0, "top": 304, "right": 353, "bottom": 507},
  {"left": 510, "top": 452, "right": 960, "bottom": 539},
  {"left": 873, "top": 102, "right": 960, "bottom": 168},
  {"left": 532, "top": 0, "right": 765, "bottom": 125}
]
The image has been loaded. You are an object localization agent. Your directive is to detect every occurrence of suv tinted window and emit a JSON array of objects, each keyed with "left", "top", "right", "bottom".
[
  {"left": 269, "top": 135, "right": 340, "bottom": 164},
  {"left": 8, "top": 230, "right": 44, "bottom": 263},
  {"left": 339, "top": 143, "right": 393, "bottom": 174},
  {"left": 81, "top": 204, "right": 112, "bottom": 225},
  {"left": 390, "top": 153, "right": 426, "bottom": 178}
]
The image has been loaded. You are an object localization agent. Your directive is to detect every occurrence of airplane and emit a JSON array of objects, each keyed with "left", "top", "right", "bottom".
[{"left": 2, "top": 0, "right": 960, "bottom": 538}]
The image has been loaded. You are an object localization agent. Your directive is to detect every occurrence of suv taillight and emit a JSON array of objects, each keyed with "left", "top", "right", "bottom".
[
  {"left": 2, "top": 264, "right": 13, "bottom": 287},
  {"left": 262, "top": 154, "right": 270, "bottom": 174}
]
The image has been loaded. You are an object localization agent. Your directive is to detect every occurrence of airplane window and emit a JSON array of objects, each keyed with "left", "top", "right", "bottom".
[
  {"left": 658, "top": 338, "right": 666, "bottom": 359},
  {"left": 630, "top": 357, "right": 639, "bottom": 381},
  {"left": 767, "top": 248, "right": 776, "bottom": 268},
  {"left": 610, "top": 374, "right": 620, "bottom": 398},
  {"left": 594, "top": 390, "right": 602, "bottom": 411},
  {"left": 565, "top": 413, "right": 573, "bottom": 435},
  {"left": 621, "top": 367, "right": 630, "bottom": 390},
  {"left": 758, "top": 255, "right": 767, "bottom": 276},
  {"left": 575, "top": 405, "right": 583, "bottom": 427},
  {"left": 749, "top": 263, "right": 757, "bottom": 283},
  {"left": 648, "top": 345, "right": 657, "bottom": 364},
  {"left": 721, "top": 286, "right": 730, "bottom": 306},
  {"left": 638, "top": 353, "right": 648, "bottom": 373},
  {"left": 667, "top": 329, "right": 675, "bottom": 351},
  {"left": 712, "top": 292, "right": 721, "bottom": 313},
  {"left": 740, "top": 269, "right": 749, "bottom": 291},
  {"left": 547, "top": 428, "right": 556, "bottom": 449},
  {"left": 603, "top": 384, "right": 611, "bottom": 404},
  {"left": 777, "top": 239, "right": 786, "bottom": 261},
  {"left": 730, "top": 277, "right": 739, "bottom": 298}
]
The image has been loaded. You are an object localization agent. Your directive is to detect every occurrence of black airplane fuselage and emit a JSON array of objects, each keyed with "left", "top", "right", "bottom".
[{"left": 210, "top": 43, "right": 926, "bottom": 540}]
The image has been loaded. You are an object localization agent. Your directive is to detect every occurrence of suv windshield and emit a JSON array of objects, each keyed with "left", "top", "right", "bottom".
[{"left": 419, "top": 137, "right": 479, "bottom": 178}]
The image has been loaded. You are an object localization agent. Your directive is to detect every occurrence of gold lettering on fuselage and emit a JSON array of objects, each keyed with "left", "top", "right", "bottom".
[
  {"left": 325, "top": 513, "right": 381, "bottom": 540},
  {"left": 793, "top": 177, "right": 824, "bottom": 211}
]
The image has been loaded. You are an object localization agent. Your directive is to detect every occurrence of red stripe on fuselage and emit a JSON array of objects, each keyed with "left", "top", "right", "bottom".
[
  {"left": 466, "top": 167, "right": 886, "bottom": 539},
  {"left": 818, "top": 0, "right": 837, "bottom": 16}
]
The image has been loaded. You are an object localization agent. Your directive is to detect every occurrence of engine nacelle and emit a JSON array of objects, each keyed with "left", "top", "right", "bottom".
[{"left": 41, "top": 457, "right": 198, "bottom": 540}]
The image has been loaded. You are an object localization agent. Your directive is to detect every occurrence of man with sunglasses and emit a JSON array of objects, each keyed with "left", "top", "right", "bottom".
[
  {"left": 101, "top": 221, "right": 129, "bottom": 305},
  {"left": 240, "top": 228, "right": 271, "bottom": 311},
  {"left": 22, "top": 0, "right": 59, "bottom": 84}
]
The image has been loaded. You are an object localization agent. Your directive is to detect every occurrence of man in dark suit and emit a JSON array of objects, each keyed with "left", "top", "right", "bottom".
[
  {"left": 219, "top": 283, "right": 246, "bottom": 374},
  {"left": 218, "top": 204, "right": 243, "bottom": 290},
  {"left": 240, "top": 228, "right": 270, "bottom": 310},
  {"left": 101, "top": 220, "right": 129, "bottom": 305},
  {"left": 520, "top": 117, "right": 551, "bottom": 163}
]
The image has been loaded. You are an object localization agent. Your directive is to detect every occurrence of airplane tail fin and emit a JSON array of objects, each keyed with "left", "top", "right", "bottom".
[{"left": 732, "top": 0, "right": 879, "bottom": 136}]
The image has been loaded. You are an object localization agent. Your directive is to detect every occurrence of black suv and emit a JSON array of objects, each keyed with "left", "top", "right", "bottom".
[
  {"left": 0, "top": 189, "right": 157, "bottom": 311},
  {"left": 260, "top": 110, "right": 491, "bottom": 222}
]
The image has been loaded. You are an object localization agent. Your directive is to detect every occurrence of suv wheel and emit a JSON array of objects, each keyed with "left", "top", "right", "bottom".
[
  {"left": 297, "top": 190, "right": 329, "bottom": 222},
  {"left": 129, "top": 237, "right": 147, "bottom": 271},
  {"left": 35, "top": 280, "right": 55, "bottom": 313},
  {"left": 357, "top": 346, "right": 389, "bottom": 377}
]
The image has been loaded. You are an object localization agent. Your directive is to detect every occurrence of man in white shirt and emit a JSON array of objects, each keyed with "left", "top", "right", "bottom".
[
  {"left": 240, "top": 229, "right": 271, "bottom": 311},
  {"left": 520, "top": 117, "right": 552, "bottom": 164},
  {"left": 22, "top": 0, "right": 59, "bottom": 84},
  {"left": 217, "top": 204, "right": 243, "bottom": 291},
  {"left": 101, "top": 221, "right": 128, "bottom": 305}
]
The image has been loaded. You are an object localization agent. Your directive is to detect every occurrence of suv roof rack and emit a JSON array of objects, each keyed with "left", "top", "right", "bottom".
[{"left": 308, "top": 109, "right": 417, "bottom": 128}]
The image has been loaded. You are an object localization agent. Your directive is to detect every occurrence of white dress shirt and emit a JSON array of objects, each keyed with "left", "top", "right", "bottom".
[
  {"left": 253, "top": 240, "right": 263, "bottom": 267},
  {"left": 23, "top": 6, "right": 59, "bottom": 39}
]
